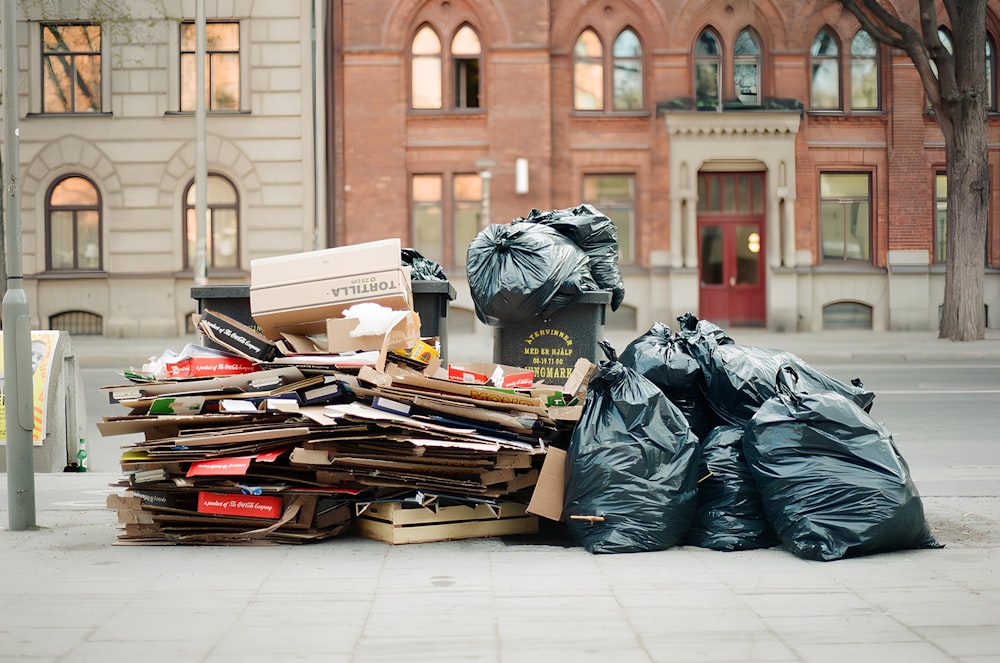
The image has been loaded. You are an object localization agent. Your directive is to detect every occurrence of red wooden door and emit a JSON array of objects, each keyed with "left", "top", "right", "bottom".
[{"left": 698, "top": 216, "right": 765, "bottom": 327}]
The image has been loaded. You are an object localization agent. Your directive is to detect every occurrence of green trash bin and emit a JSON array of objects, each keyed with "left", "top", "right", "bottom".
[
  {"left": 492, "top": 291, "right": 611, "bottom": 384},
  {"left": 411, "top": 280, "right": 456, "bottom": 363}
]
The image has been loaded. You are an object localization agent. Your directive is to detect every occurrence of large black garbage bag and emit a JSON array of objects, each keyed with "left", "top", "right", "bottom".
[
  {"left": 516, "top": 205, "right": 625, "bottom": 311},
  {"left": 684, "top": 425, "right": 778, "bottom": 551},
  {"left": 563, "top": 342, "right": 700, "bottom": 553},
  {"left": 675, "top": 313, "right": 874, "bottom": 427},
  {"left": 745, "top": 367, "right": 941, "bottom": 561},
  {"left": 400, "top": 248, "right": 448, "bottom": 281},
  {"left": 619, "top": 322, "right": 720, "bottom": 441},
  {"left": 467, "top": 223, "right": 598, "bottom": 326}
]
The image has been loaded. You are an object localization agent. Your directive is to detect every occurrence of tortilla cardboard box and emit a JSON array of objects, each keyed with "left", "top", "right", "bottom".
[
  {"left": 250, "top": 238, "right": 413, "bottom": 340},
  {"left": 447, "top": 362, "right": 536, "bottom": 390}
]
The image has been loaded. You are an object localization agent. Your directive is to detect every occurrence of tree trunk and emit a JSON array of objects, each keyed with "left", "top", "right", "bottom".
[
  {"left": 940, "top": 120, "right": 989, "bottom": 341},
  {"left": 937, "top": 1, "right": 989, "bottom": 342}
]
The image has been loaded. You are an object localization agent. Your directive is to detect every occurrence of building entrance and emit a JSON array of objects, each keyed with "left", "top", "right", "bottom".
[{"left": 697, "top": 172, "right": 766, "bottom": 327}]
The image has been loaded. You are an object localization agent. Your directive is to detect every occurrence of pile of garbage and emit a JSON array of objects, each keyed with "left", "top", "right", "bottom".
[{"left": 99, "top": 219, "right": 939, "bottom": 560}]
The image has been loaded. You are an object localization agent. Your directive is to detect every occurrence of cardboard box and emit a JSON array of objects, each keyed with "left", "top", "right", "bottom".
[
  {"left": 197, "top": 491, "right": 283, "bottom": 519},
  {"left": 354, "top": 500, "right": 538, "bottom": 544},
  {"left": 447, "top": 362, "right": 536, "bottom": 390},
  {"left": 164, "top": 356, "right": 258, "bottom": 379},
  {"left": 250, "top": 239, "right": 413, "bottom": 340},
  {"left": 526, "top": 447, "right": 566, "bottom": 521},
  {"left": 279, "top": 311, "right": 421, "bottom": 355},
  {"left": 198, "top": 309, "right": 278, "bottom": 362}
]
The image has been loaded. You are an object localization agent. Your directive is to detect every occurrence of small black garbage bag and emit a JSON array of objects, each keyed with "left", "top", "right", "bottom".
[
  {"left": 619, "top": 322, "right": 720, "bottom": 441},
  {"left": 466, "top": 222, "right": 597, "bottom": 326},
  {"left": 684, "top": 425, "right": 778, "bottom": 551},
  {"left": 516, "top": 205, "right": 626, "bottom": 311},
  {"left": 563, "top": 342, "right": 700, "bottom": 553},
  {"left": 400, "top": 248, "right": 448, "bottom": 281},
  {"left": 675, "top": 313, "right": 875, "bottom": 427},
  {"left": 744, "top": 366, "right": 941, "bottom": 561}
]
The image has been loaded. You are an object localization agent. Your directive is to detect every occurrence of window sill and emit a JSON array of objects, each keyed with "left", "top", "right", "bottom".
[
  {"left": 35, "top": 270, "right": 109, "bottom": 279},
  {"left": 175, "top": 269, "right": 249, "bottom": 279},
  {"left": 813, "top": 261, "right": 885, "bottom": 274},
  {"left": 406, "top": 108, "right": 487, "bottom": 116},
  {"left": 807, "top": 110, "right": 887, "bottom": 117},
  {"left": 26, "top": 112, "right": 113, "bottom": 118},
  {"left": 165, "top": 110, "right": 252, "bottom": 116},
  {"left": 570, "top": 110, "right": 651, "bottom": 118}
]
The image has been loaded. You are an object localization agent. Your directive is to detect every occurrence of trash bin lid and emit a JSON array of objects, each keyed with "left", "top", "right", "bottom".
[{"left": 411, "top": 280, "right": 456, "bottom": 300}]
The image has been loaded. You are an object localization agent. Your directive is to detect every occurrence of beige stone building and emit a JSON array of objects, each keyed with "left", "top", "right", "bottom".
[{"left": 2, "top": 0, "right": 325, "bottom": 337}]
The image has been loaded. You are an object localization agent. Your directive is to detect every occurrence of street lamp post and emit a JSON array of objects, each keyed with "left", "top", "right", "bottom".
[{"left": 4, "top": 0, "right": 37, "bottom": 530}]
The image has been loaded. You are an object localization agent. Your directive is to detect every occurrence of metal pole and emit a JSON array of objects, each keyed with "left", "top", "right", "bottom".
[
  {"left": 193, "top": 0, "right": 208, "bottom": 286},
  {"left": 4, "top": 0, "right": 37, "bottom": 530}
]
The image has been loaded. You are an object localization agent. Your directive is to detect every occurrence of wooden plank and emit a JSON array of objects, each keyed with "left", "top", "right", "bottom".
[
  {"left": 355, "top": 512, "right": 538, "bottom": 544},
  {"left": 361, "top": 500, "right": 528, "bottom": 525}
]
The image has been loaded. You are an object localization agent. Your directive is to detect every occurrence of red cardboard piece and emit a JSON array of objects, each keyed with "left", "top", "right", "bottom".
[{"left": 197, "top": 491, "right": 283, "bottom": 519}]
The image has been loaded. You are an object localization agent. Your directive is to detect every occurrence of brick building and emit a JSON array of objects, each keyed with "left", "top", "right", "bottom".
[
  {"left": 330, "top": 0, "right": 1000, "bottom": 334},
  {"left": 1, "top": 0, "right": 998, "bottom": 339}
]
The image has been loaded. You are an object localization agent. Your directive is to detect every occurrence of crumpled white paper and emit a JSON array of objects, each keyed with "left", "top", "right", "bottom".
[
  {"left": 342, "top": 302, "right": 410, "bottom": 337},
  {"left": 141, "top": 343, "right": 235, "bottom": 380}
]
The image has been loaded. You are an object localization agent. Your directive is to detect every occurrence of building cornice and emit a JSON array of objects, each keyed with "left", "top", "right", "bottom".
[{"left": 662, "top": 111, "right": 801, "bottom": 137}]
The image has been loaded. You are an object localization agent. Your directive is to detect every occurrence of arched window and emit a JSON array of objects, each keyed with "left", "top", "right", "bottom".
[
  {"left": 574, "top": 29, "right": 603, "bottom": 110},
  {"left": 613, "top": 29, "right": 642, "bottom": 110},
  {"left": 411, "top": 25, "right": 442, "bottom": 109},
  {"left": 451, "top": 25, "right": 481, "bottom": 108},
  {"left": 695, "top": 29, "right": 722, "bottom": 110},
  {"left": 733, "top": 29, "right": 760, "bottom": 106},
  {"left": 184, "top": 174, "right": 239, "bottom": 270},
  {"left": 46, "top": 175, "right": 101, "bottom": 271},
  {"left": 811, "top": 29, "right": 840, "bottom": 110},
  {"left": 411, "top": 23, "right": 482, "bottom": 111},
  {"left": 850, "top": 30, "right": 879, "bottom": 109}
]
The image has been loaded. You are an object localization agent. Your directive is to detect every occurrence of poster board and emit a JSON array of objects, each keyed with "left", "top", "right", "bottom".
[{"left": 0, "top": 330, "right": 60, "bottom": 446}]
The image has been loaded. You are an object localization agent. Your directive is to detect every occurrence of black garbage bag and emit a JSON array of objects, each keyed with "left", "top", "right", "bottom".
[
  {"left": 400, "top": 248, "right": 448, "bottom": 281},
  {"left": 677, "top": 311, "right": 735, "bottom": 346},
  {"left": 684, "top": 425, "right": 779, "bottom": 551},
  {"left": 745, "top": 366, "right": 941, "bottom": 561},
  {"left": 563, "top": 342, "right": 700, "bottom": 553},
  {"left": 467, "top": 222, "right": 597, "bottom": 326},
  {"left": 619, "top": 322, "right": 720, "bottom": 441},
  {"left": 516, "top": 204, "right": 625, "bottom": 311},
  {"left": 675, "top": 313, "right": 875, "bottom": 427}
]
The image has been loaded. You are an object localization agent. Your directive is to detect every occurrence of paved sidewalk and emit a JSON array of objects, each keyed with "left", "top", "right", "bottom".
[{"left": 2, "top": 471, "right": 998, "bottom": 663}]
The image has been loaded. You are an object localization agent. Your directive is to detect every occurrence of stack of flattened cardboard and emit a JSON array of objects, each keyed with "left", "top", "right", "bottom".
[{"left": 101, "top": 339, "right": 591, "bottom": 546}]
